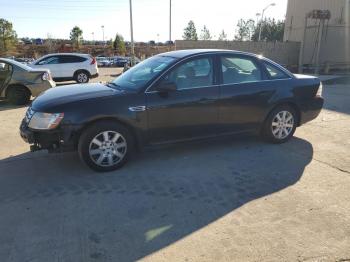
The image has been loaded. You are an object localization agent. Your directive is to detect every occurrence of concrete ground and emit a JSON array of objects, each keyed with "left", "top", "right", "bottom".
[{"left": 0, "top": 68, "right": 349, "bottom": 262}]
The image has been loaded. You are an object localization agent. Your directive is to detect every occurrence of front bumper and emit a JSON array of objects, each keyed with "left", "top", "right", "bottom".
[
  {"left": 19, "top": 120, "right": 77, "bottom": 152},
  {"left": 299, "top": 97, "right": 324, "bottom": 125}
]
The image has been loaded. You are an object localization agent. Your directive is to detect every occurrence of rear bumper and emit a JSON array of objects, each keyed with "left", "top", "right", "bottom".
[
  {"left": 299, "top": 97, "right": 324, "bottom": 125},
  {"left": 19, "top": 120, "right": 78, "bottom": 152},
  {"left": 28, "top": 80, "right": 56, "bottom": 97}
]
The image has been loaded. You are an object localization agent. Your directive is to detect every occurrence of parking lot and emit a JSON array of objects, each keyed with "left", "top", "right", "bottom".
[{"left": 0, "top": 68, "right": 350, "bottom": 261}]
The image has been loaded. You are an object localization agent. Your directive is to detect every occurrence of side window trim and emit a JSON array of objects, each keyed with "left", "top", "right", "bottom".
[{"left": 148, "top": 54, "right": 216, "bottom": 92}]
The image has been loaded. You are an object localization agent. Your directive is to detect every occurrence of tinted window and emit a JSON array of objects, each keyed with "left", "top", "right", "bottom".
[
  {"left": 221, "top": 56, "right": 262, "bottom": 84},
  {"left": 37, "top": 56, "right": 60, "bottom": 65},
  {"left": 162, "top": 57, "right": 213, "bottom": 90},
  {"left": 60, "top": 55, "right": 86, "bottom": 63},
  {"left": 263, "top": 62, "right": 290, "bottom": 79}
]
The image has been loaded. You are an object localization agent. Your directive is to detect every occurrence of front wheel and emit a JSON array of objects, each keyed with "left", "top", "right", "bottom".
[
  {"left": 261, "top": 105, "right": 297, "bottom": 144},
  {"left": 78, "top": 121, "right": 133, "bottom": 172}
]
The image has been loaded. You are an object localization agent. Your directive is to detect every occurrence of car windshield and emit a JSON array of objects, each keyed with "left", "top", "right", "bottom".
[{"left": 111, "top": 55, "right": 176, "bottom": 91}]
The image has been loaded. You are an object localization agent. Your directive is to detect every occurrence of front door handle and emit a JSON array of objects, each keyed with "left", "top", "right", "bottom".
[{"left": 129, "top": 106, "right": 146, "bottom": 112}]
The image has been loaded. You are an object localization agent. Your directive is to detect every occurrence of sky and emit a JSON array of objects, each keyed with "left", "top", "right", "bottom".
[{"left": 1, "top": 0, "right": 288, "bottom": 42}]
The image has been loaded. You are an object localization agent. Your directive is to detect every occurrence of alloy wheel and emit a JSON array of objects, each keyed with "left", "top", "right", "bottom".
[
  {"left": 77, "top": 73, "right": 88, "bottom": 83},
  {"left": 89, "top": 131, "right": 127, "bottom": 167},
  {"left": 271, "top": 110, "right": 294, "bottom": 140}
]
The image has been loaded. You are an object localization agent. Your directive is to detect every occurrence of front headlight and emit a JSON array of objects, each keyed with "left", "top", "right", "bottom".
[{"left": 28, "top": 112, "right": 64, "bottom": 130}]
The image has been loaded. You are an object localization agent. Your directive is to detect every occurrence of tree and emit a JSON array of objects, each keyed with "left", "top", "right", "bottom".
[
  {"left": 183, "top": 20, "right": 198, "bottom": 40},
  {"left": 0, "top": 18, "right": 17, "bottom": 53},
  {"left": 252, "top": 19, "right": 285, "bottom": 42},
  {"left": 200, "top": 25, "right": 212, "bottom": 40},
  {"left": 218, "top": 30, "right": 227, "bottom": 41},
  {"left": 113, "top": 33, "right": 126, "bottom": 54},
  {"left": 70, "top": 26, "right": 83, "bottom": 49},
  {"left": 234, "top": 19, "right": 255, "bottom": 41}
]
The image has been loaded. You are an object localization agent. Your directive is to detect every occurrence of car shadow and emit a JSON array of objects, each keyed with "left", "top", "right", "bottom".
[
  {"left": 0, "top": 136, "right": 313, "bottom": 261},
  {"left": 323, "top": 84, "right": 350, "bottom": 115},
  {"left": 0, "top": 99, "right": 30, "bottom": 111}
]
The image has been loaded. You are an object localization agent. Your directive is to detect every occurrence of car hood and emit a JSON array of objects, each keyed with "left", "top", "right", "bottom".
[{"left": 31, "top": 83, "right": 122, "bottom": 110}]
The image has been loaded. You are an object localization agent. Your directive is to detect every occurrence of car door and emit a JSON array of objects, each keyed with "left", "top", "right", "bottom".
[
  {"left": 59, "top": 55, "right": 85, "bottom": 78},
  {"left": 34, "top": 56, "right": 63, "bottom": 78},
  {"left": 145, "top": 55, "right": 220, "bottom": 144},
  {"left": 0, "top": 62, "right": 13, "bottom": 94},
  {"left": 218, "top": 54, "right": 276, "bottom": 133}
]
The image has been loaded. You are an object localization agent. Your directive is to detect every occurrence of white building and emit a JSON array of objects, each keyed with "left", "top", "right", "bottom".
[{"left": 284, "top": 0, "right": 350, "bottom": 72}]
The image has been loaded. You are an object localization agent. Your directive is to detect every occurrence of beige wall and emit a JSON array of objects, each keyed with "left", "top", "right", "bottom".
[
  {"left": 175, "top": 40, "right": 300, "bottom": 70},
  {"left": 284, "top": 0, "right": 350, "bottom": 67}
]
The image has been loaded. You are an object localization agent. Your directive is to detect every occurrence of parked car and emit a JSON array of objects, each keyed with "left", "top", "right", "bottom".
[
  {"left": 0, "top": 58, "right": 55, "bottom": 105},
  {"left": 20, "top": 49, "right": 324, "bottom": 172},
  {"left": 96, "top": 57, "right": 112, "bottom": 67},
  {"left": 30, "top": 53, "right": 98, "bottom": 83},
  {"left": 113, "top": 57, "right": 129, "bottom": 67}
]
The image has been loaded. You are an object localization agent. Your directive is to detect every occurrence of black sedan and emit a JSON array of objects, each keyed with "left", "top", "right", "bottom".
[{"left": 20, "top": 49, "right": 324, "bottom": 172}]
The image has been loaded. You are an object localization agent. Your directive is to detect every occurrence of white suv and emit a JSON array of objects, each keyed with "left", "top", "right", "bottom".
[{"left": 30, "top": 53, "right": 99, "bottom": 83}]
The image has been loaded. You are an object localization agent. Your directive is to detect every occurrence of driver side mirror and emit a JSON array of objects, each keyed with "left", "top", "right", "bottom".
[{"left": 155, "top": 81, "right": 177, "bottom": 92}]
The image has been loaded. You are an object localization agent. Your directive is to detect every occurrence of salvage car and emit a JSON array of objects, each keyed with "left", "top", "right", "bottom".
[
  {"left": 0, "top": 58, "right": 55, "bottom": 105},
  {"left": 20, "top": 49, "right": 324, "bottom": 172}
]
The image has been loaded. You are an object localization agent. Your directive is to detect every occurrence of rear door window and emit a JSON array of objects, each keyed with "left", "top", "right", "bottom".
[
  {"left": 221, "top": 56, "right": 262, "bottom": 84},
  {"left": 59, "top": 55, "right": 86, "bottom": 63}
]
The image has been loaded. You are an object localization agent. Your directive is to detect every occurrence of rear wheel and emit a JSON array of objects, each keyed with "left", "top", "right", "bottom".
[
  {"left": 78, "top": 121, "right": 133, "bottom": 172},
  {"left": 7, "top": 85, "right": 31, "bottom": 105},
  {"left": 261, "top": 105, "right": 297, "bottom": 144},
  {"left": 75, "top": 71, "right": 90, "bottom": 83}
]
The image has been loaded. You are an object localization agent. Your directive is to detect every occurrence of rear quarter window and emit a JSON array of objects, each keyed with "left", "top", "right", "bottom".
[{"left": 263, "top": 61, "right": 290, "bottom": 80}]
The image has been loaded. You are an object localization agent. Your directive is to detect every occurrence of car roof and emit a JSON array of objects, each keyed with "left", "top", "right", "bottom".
[
  {"left": 158, "top": 49, "right": 261, "bottom": 59},
  {"left": 0, "top": 58, "right": 33, "bottom": 70},
  {"left": 39, "top": 53, "right": 91, "bottom": 58}
]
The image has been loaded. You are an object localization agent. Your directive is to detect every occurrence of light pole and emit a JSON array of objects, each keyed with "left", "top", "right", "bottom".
[
  {"left": 91, "top": 32, "right": 94, "bottom": 42},
  {"left": 258, "top": 3, "right": 276, "bottom": 41},
  {"left": 101, "top": 25, "right": 105, "bottom": 44},
  {"left": 255, "top": 13, "right": 261, "bottom": 26},
  {"left": 169, "top": 0, "right": 172, "bottom": 42},
  {"left": 129, "top": 0, "right": 135, "bottom": 66}
]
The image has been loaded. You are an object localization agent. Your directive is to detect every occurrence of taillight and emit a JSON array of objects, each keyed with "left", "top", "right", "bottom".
[
  {"left": 316, "top": 82, "right": 323, "bottom": 97},
  {"left": 42, "top": 72, "right": 51, "bottom": 81},
  {"left": 91, "top": 57, "right": 96, "bottom": 65}
]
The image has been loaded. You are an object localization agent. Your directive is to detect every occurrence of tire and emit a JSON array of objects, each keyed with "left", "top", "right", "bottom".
[
  {"left": 78, "top": 121, "right": 134, "bottom": 172},
  {"left": 6, "top": 85, "right": 31, "bottom": 105},
  {"left": 261, "top": 105, "right": 297, "bottom": 144},
  {"left": 75, "top": 70, "right": 90, "bottom": 83}
]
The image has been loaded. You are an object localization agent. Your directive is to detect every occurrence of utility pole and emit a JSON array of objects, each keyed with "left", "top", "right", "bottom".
[
  {"left": 298, "top": 15, "right": 308, "bottom": 73},
  {"left": 129, "top": 0, "right": 135, "bottom": 66},
  {"left": 169, "top": 0, "right": 172, "bottom": 42}
]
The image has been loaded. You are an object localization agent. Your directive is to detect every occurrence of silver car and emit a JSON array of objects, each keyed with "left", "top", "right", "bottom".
[{"left": 0, "top": 58, "right": 56, "bottom": 105}]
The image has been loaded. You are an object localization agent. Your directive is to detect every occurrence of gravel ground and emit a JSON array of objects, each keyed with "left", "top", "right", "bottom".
[{"left": 0, "top": 69, "right": 349, "bottom": 262}]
